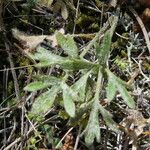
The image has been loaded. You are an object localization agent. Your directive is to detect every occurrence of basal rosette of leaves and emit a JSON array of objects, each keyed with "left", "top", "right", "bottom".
[{"left": 24, "top": 14, "right": 135, "bottom": 146}]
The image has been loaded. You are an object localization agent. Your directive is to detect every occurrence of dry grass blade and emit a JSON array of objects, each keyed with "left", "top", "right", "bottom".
[{"left": 129, "top": 7, "right": 150, "bottom": 54}]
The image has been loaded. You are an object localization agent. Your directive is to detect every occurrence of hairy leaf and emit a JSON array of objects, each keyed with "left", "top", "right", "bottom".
[
  {"left": 33, "top": 75, "right": 61, "bottom": 83},
  {"left": 36, "top": 58, "right": 96, "bottom": 70},
  {"left": 69, "top": 100, "right": 93, "bottom": 125},
  {"left": 84, "top": 68, "right": 103, "bottom": 146},
  {"left": 117, "top": 83, "right": 135, "bottom": 109},
  {"left": 96, "top": 31, "right": 112, "bottom": 65},
  {"left": 99, "top": 104, "right": 118, "bottom": 132},
  {"left": 72, "top": 70, "right": 91, "bottom": 101},
  {"left": 84, "top": 101, "right": 100, "bottom": 146},
  {"left": 106, "top": 69, "right": 135, "bottom": 108},
  {"left": 31, "top": 86, "right": 59, "bottom": 115},
  {"left": 30, "top": 47, "right": 65, "bottom": 63},
  {"left": 24, "top": 75, "right": 60, "bottom": 91},
  {"left": 61, "top": 82, "right": 76, "bottom": 117},
  {"left": 24, "top": 81, "right": 51, "bottom": 91},
  {"left": 56, "top": 32, "right": 78, "bottom": 58},
  {"left": 96, "top": 16, "right": 118, "bottom": 65},
  {"left": 106, "top": 74, "right": 117, "bottom": 102},
  {"left": 31, "top": 47, "right": 96, "bottom": 70},
  {"left": 60, "top": 59, "right": 97, "bottom": 70}
]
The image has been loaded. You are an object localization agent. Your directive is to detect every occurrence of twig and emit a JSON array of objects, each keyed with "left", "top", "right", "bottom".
[
  {"left": 2, "top": 66, "right": 8, "bottom": 100},
  {"left": 4, "top": 35, "right": 20, "bottom": 101},
  {"left": 129, "top": 7, "right": 150, "bottom": 54},
  {"left": 132, "top": 58, "right": 150, "bottom": 82},
  {"left": 4, "top": 120, "right": 38, "bottom": 150},
  {"left": 0, "top": 126, "right": 14, "bottom": 134},
  {"left": 72, "top": 33, "right": 96, "bottom": 39},
  {"left": 7, "top": 117, "right": 17, "bottom": 143},
  {"left": 74, "top": 126, "right": 82, "bottom": 150},
  {"left": 0, "top": 15, "right": 20, "bottom": 101},
  {"left": 21, "top": 106, "right": 25, "bottom": 150},
  {"left": 3, "top": 113, "right": 7, "bottom": 148},
  {"left": 127, "top": 69, "right": 140, "bottom": 85},
  {"left": 3, "top": 137, "right": 21, "bottom": 150},
  {"left": 0, "top": 64, "right": 35, "bottom": 72},
  {"left": 115, "top": 32, "right": 129, "bottom": 40},
  {"left": 116, "top": 132, "right": 123, "bottom": 150},
  {"left": 138, "top": 60, "right": 150, "bottom": 81},
  {"left": 73, "top": 0, "right": 80, "bottom": 34},
  {"left": 55, "top": 127, "right": 74, "bottom": 149},
  {"left": 6, "top": 50, "right": 20, "bottom": 100},
  {"left": 25, "top": 114, "right": 42, "bottom": 140}
]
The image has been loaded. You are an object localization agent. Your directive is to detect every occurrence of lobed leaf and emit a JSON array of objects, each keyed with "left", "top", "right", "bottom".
[
  {"left": 96, "top": 31, "right": 112, "bottom": 65},
  {"left": 99, "top": 104, "right": 118, "bottom": 132},
  {"left": 24, "top": 76, "right": 60, "bottom": 91},
  {"left": 72, "top": 70, "right": 91, "bottom": 101},
  {"left": 84, "top": 68, "right": 102, "bottom": 146},
  {"left": 106, "top": 69, "right": 135, "bottom": 108},
  {"left": 117, "top": 83, "right": 135, "bottom": 109},
  {"left": 84, "top": 101, "right": 100, "bottom": 146},
  {"left": 31, "top": 86, "right": 59, "bottom": 115},
  {"left": 24, "top": 81, "right": 51, "bottom": 91},
  {"left": 56, "top": 32, "right": 78, "bottom": 58},
  {"left": 61, "top": 82, "right": 76, "bottom": 117},
  {"left": 36, "top": 58, "right": 96, "bottom": 71},
  {"left": 30, "top": 47, "right": 65, "bottom": 64},
  {"left": 106, "top": 74, "right": 117, "bottom": 102},
  {"left": 31, "top": 47, "right": 96, "bottom": 70},
  {"left": 96, "top": 16, "right": 118, "bottom": 66},
  {"left": 60, "top": 59, "right": 97, "bottom": 70},
  {"left": 32, "top": 75, "right": 61, "bottom": 83}
]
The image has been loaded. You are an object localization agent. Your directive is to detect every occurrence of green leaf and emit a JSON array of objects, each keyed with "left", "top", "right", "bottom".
[
  {"left": 72, "top": 70, "right": 91, "bottom": 101},
  {"left": 117, "top": 83, "right": 135, "bottom": 109},
  {"left": 84, "top": 101, "right": 100, "bottom": 146},
  {"left": 24, "top": 81, "right": 51, "bottom": 91},
  {"left": 61, "top": 82, "right": 76, "bottom": 117},
  {"left": 106, "top": 69, "right": 135, "bottom": 108},
  {"left": 31, "top": 86, "right": 59, "bottom": 115},
  {"left": 69, "top": 100, "right": 93, "bottom": 125},
  {"left": 84, "top": 68, "right": 102, "bottom": 146},
  {"left": 30, "top": 47, "right": 96, "bottom": 70},
  {"left": 96, "top": 31, "right": 112, "bottom": 65},
  {"left": 60, "top": 59, "right": 97, "bottom": 70},
  {"left": 56, "top": 32, "right": 78, "bottom": 58},
  {"left": 24, "top": 76, "right": 60, "bottom": 91},
  {"left": 36, "top": 58, "right": 96, "bottom": 70},
  {"left": 30, "top": 47, "right": 65, "bottom": 64},
  {"left": 96, "top": 16, "right": 118, "bottom": 65},
  {"left": 99, "top": 104, "right": 118, "bottom": 132},
  {"left": 106, "top": 74, "right": 117, "bottom": 102},
  {"left": 33, "top": 75, "right": 61, "bottom": 83}
]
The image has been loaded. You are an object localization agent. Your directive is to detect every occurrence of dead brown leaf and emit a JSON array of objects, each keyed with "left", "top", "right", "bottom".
[{"left": 12, "top": 28, "right": 64, "bottom": 53}]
